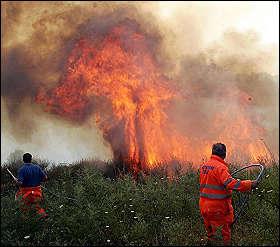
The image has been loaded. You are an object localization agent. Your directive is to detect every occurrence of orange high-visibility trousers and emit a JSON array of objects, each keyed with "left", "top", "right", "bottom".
[
  {"left": 202, "top": 211, "right": 233, "bottom": 245},
  {"left": 200, "top": 198, "right": 233, "bottom": 245},
  {"left": 16, "top": 186, "right": 47, "bottom": 218}
]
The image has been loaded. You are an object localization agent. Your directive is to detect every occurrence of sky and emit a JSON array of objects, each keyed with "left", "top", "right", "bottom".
[{"left": 156, "top": 1, "right": 279, "bottom": 46}]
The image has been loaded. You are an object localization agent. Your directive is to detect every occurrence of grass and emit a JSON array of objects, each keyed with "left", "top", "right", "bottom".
[{"left": 1, "top": 158, "right": 279, "bottom": 246}]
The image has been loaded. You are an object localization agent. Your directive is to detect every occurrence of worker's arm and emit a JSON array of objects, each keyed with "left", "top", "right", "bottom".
[
  {"left": 217, "top": 166, "right": 253, "bottom": 192},
  {"left": 17, "top": 168, "right": 24, "bottom": 187}
]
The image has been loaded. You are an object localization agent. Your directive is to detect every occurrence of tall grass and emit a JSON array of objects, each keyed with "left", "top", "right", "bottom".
[{"left": 1, "top": 158, "right": 279, "bottom": 246}]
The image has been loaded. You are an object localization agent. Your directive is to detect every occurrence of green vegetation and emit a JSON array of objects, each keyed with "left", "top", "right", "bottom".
[{"left": 1, "top": 158, "right": 279, "bottom": 246}]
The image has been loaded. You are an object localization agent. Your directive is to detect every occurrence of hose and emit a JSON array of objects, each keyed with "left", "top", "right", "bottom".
[
  {"left": 231, "top": 164, "right": 265, "bottom": 225},
  {"left": 231, "top": 164, "right": 265, "bottom": 182}
]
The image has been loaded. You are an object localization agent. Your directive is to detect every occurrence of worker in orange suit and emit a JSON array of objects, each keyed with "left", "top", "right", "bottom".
[
  {"left": 199, "top": 143, "right": 258, "bottom": 245},
  {"left": 15, "top": 153, "right": 48, "bottom": 219}
]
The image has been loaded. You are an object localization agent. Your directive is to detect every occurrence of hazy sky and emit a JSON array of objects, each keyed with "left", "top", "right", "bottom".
[{"left": 156, "top": 1, "right": 279, "bottom": 45}]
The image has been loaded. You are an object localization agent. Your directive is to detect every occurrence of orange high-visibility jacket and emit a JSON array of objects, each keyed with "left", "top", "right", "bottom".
[{"left": 199, "top": 155, "right": 252, "bottom": 215}]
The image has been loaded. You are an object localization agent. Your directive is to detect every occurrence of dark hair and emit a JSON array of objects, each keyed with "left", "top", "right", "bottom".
[
  {"left": 23, "top": 153, "right": 32, "bottom": 163},
  {"left": 212, "top": 143, "right": 226, "bottom": 159}
]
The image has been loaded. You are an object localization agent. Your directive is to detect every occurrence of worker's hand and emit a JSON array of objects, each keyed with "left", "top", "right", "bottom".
[
  {"left": 15, "top": 179, "right": 23, "bottom": 186},
  {"left": 251, "top": 180, "right": 259, "bottom": 190}
]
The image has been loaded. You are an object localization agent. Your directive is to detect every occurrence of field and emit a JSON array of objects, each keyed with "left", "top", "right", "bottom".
[{"left": 1, "top": 158, "right": 279, "bottom": 246}]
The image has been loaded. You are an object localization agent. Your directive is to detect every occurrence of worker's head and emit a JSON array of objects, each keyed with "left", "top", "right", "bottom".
[
  {"left": 23, "top": 153, "right": 32, "bottom": 163},
  {"left": 212, "top": 143, "right": 226, "bottom": 159}
]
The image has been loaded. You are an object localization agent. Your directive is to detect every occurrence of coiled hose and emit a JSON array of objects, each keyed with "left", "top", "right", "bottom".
[{"left": 231, "top": 164, "right": 265, "bottom": 225}]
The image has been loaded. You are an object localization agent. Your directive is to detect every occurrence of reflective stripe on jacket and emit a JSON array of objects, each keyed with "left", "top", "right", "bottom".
[{"left": 199, "top": 155, "right": 252, "bottom": 200}]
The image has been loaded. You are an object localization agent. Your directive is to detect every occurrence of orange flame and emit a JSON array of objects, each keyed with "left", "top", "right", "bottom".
[{"left": 36, "top": 20, "right": 269, "bottom": 170}]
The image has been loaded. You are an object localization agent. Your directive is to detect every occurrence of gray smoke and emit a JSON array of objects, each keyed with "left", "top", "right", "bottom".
[{"left": 1, "top": 2, "right": 278, "bottom": 163}]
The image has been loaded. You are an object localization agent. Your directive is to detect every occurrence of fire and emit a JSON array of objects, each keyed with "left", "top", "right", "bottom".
[
  {"left": 36, "top": 20, "right": 269, "bottom": 171},
  {"left": 37, "top": 20, "right": 191, "bottom": 170}
]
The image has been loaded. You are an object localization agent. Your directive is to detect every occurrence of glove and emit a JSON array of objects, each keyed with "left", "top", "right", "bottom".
[{"left": 251, "top": 180, "right": 258, "bottom": 190}]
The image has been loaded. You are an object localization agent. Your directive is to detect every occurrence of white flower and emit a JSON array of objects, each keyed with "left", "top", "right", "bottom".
[
  {"left": 129, "top": 204, "right": 133, "bottom": 207},
  {"left": 105, "top": 211, "right": 108, "bottom": 214},
  {"left": 267, "top": 190, "right": 273, "bottom": 193},
  {"left": 113, "top": 206, "right": 117, "bottom": 208},
  {"left": 165, "top": 216, "right": 170, "bottom": 219},
  {"left": 131, "top": 210, "right": 135, "bottom": 213},
  {"left": 107, "top": 239, "right": 110, "bottom": 243},
  {"left": 133, "top": 216, "right": 138, "bottom": 219},
  {"left": 161, "top": 177, "right": 164, "bottom": 180},
  {"left": 129, "top": 198, "right": 132, "bottom": 201},
  {"left": 119, "top": 220, "right": 123, "bottom": 223},
  {"left": 59, "top": 205, "right": 64, "bottom": 208},
  {"left": 266, "top": 174, "right": 270, "bottom": 178},
  {"left": 24, "top": 236, "right": 30, "bottom": 239},
  {"left": 106, "top": 225, "right": 109, "bottom": 228},
  {"left": 121, "top": 210, "right": 125, "bottom": 213}
]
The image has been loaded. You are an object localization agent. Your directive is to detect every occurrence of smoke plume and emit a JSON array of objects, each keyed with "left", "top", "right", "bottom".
[{"left": 1, "top": 2, "right": 278, "bottom": 165}]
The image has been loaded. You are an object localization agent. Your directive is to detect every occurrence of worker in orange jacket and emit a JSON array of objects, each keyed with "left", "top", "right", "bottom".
[
  {"left": 199, "top": 143, "right": 258, "bottom": 245},
  {"left": 15, "top": 153, "right": 48, "bottom": 219}
]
